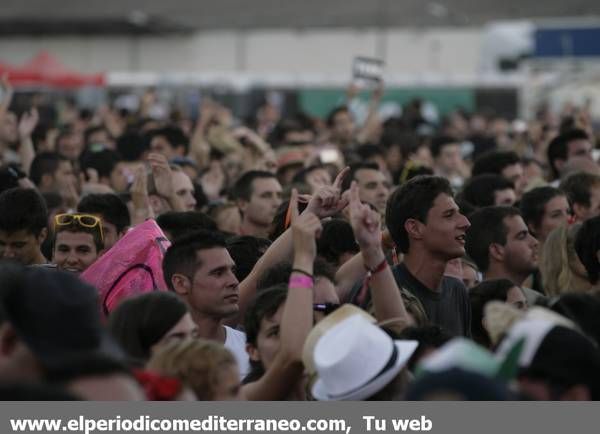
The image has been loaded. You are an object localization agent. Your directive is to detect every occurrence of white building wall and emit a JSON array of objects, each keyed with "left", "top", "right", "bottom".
[{"left": 0, "top": 28, "right": 483, "bottom": 79}]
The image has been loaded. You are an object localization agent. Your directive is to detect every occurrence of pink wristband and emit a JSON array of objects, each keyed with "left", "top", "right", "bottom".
[{"left": 289, "top": 275, "right": 314, "bottom": 289}]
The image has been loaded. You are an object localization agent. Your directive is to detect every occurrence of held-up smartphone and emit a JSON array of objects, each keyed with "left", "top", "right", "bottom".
[{"left": 352, "top": 56, "right": 384, "bottom": 89}]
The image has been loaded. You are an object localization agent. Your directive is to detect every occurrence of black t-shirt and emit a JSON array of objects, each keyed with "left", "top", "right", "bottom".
[{"left": 392, "top": 263, "right": 471, "bottom": 337}]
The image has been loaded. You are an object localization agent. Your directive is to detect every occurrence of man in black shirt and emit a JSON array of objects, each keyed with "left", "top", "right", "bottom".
[{"left": 386, "top": 175, "right": 471, "bottom": 336}]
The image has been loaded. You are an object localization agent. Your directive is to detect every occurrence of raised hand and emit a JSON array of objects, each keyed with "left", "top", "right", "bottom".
[
  {"left": 290, "top": 188, "right": 322, "bottom": 265},
  {"left": 199, "top": 161, "right": 226, "bottom": 200},
  {"left": 305, "top": 166, "right": 350, "bottom": 218},
  {"left": 147, "top": 153, "right": 174, "bottom": 199},
  {"left": 0, "top": 73, "right": 14, "bottom": 112},
  {"left": 18, "top": 108, "right": 39, "bottom": 140},
  {"left": 348, "top": 180, "right": 381, "bottom": 251}
]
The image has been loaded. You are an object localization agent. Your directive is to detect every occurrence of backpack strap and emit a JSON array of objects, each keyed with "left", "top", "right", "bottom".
[{"left": 102, "top": 264, "right": 158, "bottom": 316}]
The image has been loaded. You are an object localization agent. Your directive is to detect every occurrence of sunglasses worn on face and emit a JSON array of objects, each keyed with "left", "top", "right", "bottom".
[
  {"left": 313, "top": 303, "right": 341, "bottom": 316},
  {"left": 54, "top": 213, "right": 104, "bottom": 242}
]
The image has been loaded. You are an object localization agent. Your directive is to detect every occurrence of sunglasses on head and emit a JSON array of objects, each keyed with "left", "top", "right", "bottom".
[
  {"left": 54, "top": 213, "right": 104, "bottom": 242},
  {"left": 313, "top": 303, "right": 341, "bottom": 316}
]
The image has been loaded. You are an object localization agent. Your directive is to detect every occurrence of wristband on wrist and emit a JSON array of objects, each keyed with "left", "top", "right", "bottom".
[
  {"left": 289, "top": 275, "right": 314, "bottom": 289},
  {"left": 291, "top": 268, "right": 313, "bottom": 278},
  {"left": 364, "top": 257, "right": 388, "bottom": 275},
  {"left": 355, "top": 258, "right": 388, "bottom": 306}
]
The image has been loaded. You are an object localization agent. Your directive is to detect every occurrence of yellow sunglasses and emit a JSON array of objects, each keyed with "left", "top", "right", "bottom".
[{"left": 54, "top": 213, "right": 104, "bottom": 242}]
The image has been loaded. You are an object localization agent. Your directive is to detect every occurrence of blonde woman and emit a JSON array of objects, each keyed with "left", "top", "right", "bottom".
[
  {"left": 540, "top": 223, "right": 594, "bottom": 296},
  {"left": 147, "top": 338, "right": 241, "bottom": 401}
]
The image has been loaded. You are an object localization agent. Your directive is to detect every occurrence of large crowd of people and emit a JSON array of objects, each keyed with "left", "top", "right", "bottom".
[{"left": 1, "top": 73, "right": 600, "bottom": 401}]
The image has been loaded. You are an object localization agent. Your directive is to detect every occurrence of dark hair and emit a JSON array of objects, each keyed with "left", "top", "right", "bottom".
[
  {"left": 162, "top": 230, "right": 227, "bottom": 290},
  {"left": 430, "top": 135, "right": 458, "bottom": 158},
  {"left": 226, "top": 235, "right": 271, "bottom": 281},
  {"left": 269, "top": 116, "right": 315, "bottom": 147},
  {"left": 326, "top": 106, "right": 351, "bottom": 128},
  {"left": 574, "top": 216, "right": 600, "bottom": 285},
  {"left": 519, "top": 186, "right": 566, "bottom": 234},
  {"left": 471, "top": 150, "right": 520, "bottom": 178},
  {"left": 469, "top": 279, "right": 518, "bottom": 347},
  {"left": 0, "top": 383, "right": 78, "bottom": 400},
  {"left": 256, "top": 258, "right": 335, "bottom": 292},
  {"left": 551, "top": 293, "right": 600, "bottom": 347},
  {"left": 148, "top": 126, "right": 189, "bottom": 155},
  {"left": 354, "top": 144, "right": 385, "bottom": 161},
  {"left": 44, "top": 353, "right": 132, "bottom": 384},
  {"left": 117, "top": 131, "right": 148, "bottom": 162},
  {"left": 560, "top": 172, "right": 600, "bottom": 209},
  {"left": 77, "top": 193, "right": 131, "bottom": 234},
  {"left": 459, "top": 174, "right": 515, "bottom": 208},
  {"left": 79, "top": 150, "right": 123, "bottom": 180},
  {"left": 0, "top": 164, "right": 26, "bottom": 194},
  {"left": 268, "top": 198, "right": 308, "bottom": 241},
  {"left": 108, "top": 292, "right": 189, "bottom": 363},
  {"left": 84, "top": 125, "right": 111, "bottom": 147},
  {"left": 340, "top": 162, "right": 380, "bottom": 192},
  {"left": 547, "top": 129, "right": 590, "bottom": 179},
  {"left": 395, "top": 163, "right": 434, "bottom": 185},
  {"left": 243, "top": 284, "right": 288, "bottom": 383},
  {"left": 317, "top": 219, "right": 360, "bottom": 266},
  {"left": 29, "top": 152, "right": 68, "bottom": 187},
  {"left": 54, "top": 219, "right": 104, "bottom": 252},
  {"left": 291, "top": 165, "right": 326, "bottom": 185},
  {"left": 0, "top": 188, "right": 47, "bottom": 237},
  {"left": 397, "top": 325, "right": 452, "bottom": 371},
  {"left": 156, "top": 211, "right": 217, "bottom": 240},
  {"left": 385, "top": 175, "right": 453, "bottom": 253},
  {"left": 230, "top": 170, "right": 277, "bottom": 202},
  {"left": 465, "top": 206, "right": 521, "bottom": 272}
]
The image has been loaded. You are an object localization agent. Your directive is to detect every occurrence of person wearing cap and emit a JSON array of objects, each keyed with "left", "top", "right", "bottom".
[
  {"left": 383, "top": 175, "right": 472, "bottom": 337},
  {"left": 496, "top": 317, "right": 600, "bottom": 400},
  {"left": 0, "top": 265, "right": 128, "bottom": 389},
  {"left": 52, "top": 213, "right": 104, "bottom": 274},
  {"left": 0, "top": 187, "right": 49, "bottom": 266}
]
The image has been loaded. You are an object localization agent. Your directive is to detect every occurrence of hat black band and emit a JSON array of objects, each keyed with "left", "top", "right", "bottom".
[{"left": 328, "top": 343, "right": 399, "bottom": 399}]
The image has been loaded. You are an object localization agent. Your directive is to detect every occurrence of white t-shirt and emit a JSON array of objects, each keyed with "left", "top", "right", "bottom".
[{"left": 224, "top": 326, "right": 250, "bottom": 380}]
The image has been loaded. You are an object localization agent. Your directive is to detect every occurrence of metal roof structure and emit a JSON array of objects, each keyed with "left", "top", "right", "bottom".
[{"left": 1, "top": 0, "right": 599, "bottom": 35}]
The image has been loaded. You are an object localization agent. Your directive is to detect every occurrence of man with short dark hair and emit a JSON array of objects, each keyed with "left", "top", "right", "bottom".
[
  {"left": 326, "top": 106, "right": 356, "bottom": 149},
  {"left": 459, "top": 174, "right": 516, "bottom": 209},
  {"left": 341, "top": 163, "right": 390, "bottom": 214},
  {"left": 148, "top": 126, "right": 189, "bottom": 161},
  {"left": 472, "top": 150, "right": 527, "bottom": 198},
  {"left": 430, "top": 135, "right": 467, "bottom": 189},
  {"left": 465, "top": 206, "right": 540, "bottom": 304},
  {"left": 232, "top": 170, "right": 282, "bottom": 237},
  {"left": 78, "top": 193, "right": 131, "bottom": 250},
  {"left": 385, "top": 175, "right": 471, "bottom": 336},
  {"left": 560, "top": 172, "right": 600, "bottom": 223},
  {"left": 52, "top": 213, "right": 104, "bottom": 274},
  {"left": 162, "top": 230, "right": 249, "bottom": 377},
  {"left": 0, "top": 188, "right": 48, "bottom": 265},
  {"left": 79, "top": 150, "right": 130, "bottom": 193},
  {"left": 29, "top": 152, "right": 79, "bottom": 205},
  {"left": 547, "top": 129, "right": 594, "bottom": 181},
  {"left": 156, "top": 211, "right": 217, "bottom": 241}
]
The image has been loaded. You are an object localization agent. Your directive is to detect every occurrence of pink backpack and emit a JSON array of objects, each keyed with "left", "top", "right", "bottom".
[{"left": 81, "top": 219, "right": 171, "bottom": 317}]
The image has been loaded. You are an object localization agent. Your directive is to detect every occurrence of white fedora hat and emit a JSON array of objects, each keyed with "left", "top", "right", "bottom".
[{"left": 311, "top": 314, "right": 418, "bottom": 401}]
